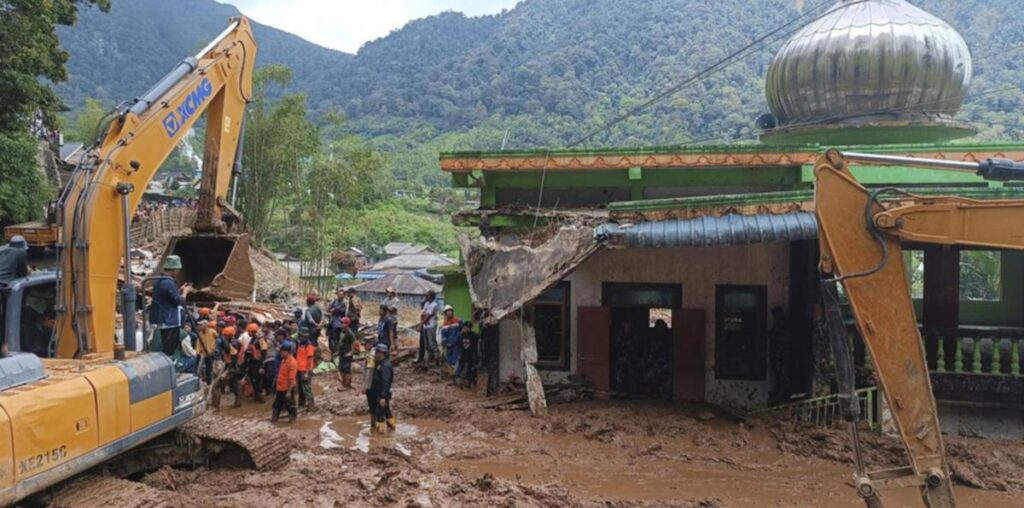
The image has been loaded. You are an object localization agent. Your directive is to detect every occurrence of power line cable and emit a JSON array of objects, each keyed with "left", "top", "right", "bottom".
[
  {"left": 525, "top": 0, "right": 864, "bottom": 229},
  {"left": 565, "top": 0, "right": 861, "bottom": 149}
]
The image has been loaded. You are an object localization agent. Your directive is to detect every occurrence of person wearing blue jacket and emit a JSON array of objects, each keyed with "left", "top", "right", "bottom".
[
  {"left": 439, "top": 305, "right": 462, "bottom": 377},
  {"left": 149, "top": 255, "right": 192, "bottom": 357}
]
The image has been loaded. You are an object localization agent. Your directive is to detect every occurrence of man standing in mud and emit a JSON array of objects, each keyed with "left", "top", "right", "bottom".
[
  {"left": 301, "top": 293, "right": 324, "bottom": 343},
  {"left": 415, "top": 290, "right": 439, "bottom": 365},
  {"left": 376, "top": 304, "right": 395, "bottom": 350},
  {"left": 346, "top": 288, "right": 363, "bottom": 332},
  {"left": 368, "top": 343, "right": 395, "bottom": 433},
  {"left": 328, "top": 288, "right": 347, "bottom": 354},
  {"left": 272, "top": 346, "right": 298, "bottom": 423},
  {"left": 335, "top": 317, "right": 357, "bottom": 390},
  {"left": 296, "top": 326, "right": 316, "bottom": 410},
  {"left": 455, "top": 322, "right": 479, "bottom": 388}
]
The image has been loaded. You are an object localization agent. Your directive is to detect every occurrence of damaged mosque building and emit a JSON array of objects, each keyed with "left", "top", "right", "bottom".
[{"left": 440, "top": 0, "right": 1024, "bottom": 438}]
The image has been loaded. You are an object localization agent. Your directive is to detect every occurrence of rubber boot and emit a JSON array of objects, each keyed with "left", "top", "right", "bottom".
[
  {"left": 210, "top": 385, "right": 222, "bottom": 410},
  {"left": 307, "top": 398, "right": 316, "bottom": 412},
  {"left": 343, "top": 374, "right": 352, "bottom": 390},
  {"left": 232, "top": 395, "right": 242, "bottom": 409},
  {"left": 373, "top": 421, "right": 387, "bottom": 434},
  {"left": 386, "top": 417, "right": 397, "bottom": 431},
  {"left": 271, "top": 409, "right": 280, "bottom": 423},
  {"left": 255, "top": 394, "right": 266, "bottom": 404}
]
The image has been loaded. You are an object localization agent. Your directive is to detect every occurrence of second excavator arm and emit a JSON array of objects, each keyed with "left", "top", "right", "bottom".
[
  {"left": 814, "top": 149, "right": 1024, "bottom": 508},
  {"left": 53, "top": 17, "right": 257, "bottom": 358}
]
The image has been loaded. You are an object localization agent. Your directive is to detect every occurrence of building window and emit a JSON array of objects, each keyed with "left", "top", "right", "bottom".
[
  {"left": 904, "top": 250, "right": 1003, "bottom": 302},
  {"left": 715, "top": 285, "right": 768, "bottom": 381},
  {"left": 532, "top": 282, "right": 570, "bottom": 369},
  {"left": 960, "top": 250, "right": 1001, "bottom": 302}
]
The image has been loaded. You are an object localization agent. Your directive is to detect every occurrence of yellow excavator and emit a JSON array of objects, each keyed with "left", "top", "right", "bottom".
[
  {"left": 0, "top": 17, "right": 260, "bottom": 505},
  {"left": 815, "top": 149, "right": 1024, "bottom": 508}
]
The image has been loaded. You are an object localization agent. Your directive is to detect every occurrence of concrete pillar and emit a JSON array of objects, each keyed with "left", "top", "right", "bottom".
[{"left": 923, "top": 248, "right": 960, "bottom": 371}]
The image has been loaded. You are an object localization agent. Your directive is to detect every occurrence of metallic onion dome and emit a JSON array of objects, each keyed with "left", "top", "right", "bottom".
[{"left": 762, "top": 0, "right": 973, "bottom": 143}]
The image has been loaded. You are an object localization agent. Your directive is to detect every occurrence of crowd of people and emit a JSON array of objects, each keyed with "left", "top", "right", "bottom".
[
  {"left": 147, "top": 256, "right": 481, "bottom": 432},
  {"left": 132, "top": 198, "right": 198, "bottom": 222}
]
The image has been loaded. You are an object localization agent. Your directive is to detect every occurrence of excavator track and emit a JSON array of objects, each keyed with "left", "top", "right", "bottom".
[
  {"left": 49, "top": 475, "right": 172, "bottom": 508},
  {"left": 181, "top": 413, "right": 293, "bottom": 471}
]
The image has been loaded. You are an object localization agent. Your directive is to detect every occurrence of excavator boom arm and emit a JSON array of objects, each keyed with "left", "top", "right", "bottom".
[
  {"left": 815, "top": 149, "right": 1024, "bottom": 508},
  {"left": 54, "top": 17, "right": 256, "bottom": 357}
]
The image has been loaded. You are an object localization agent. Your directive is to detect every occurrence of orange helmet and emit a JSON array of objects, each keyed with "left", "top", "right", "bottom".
[
  {"left": 246, "top": 323, "right": 259, "bottom": 333},
  {"left": 198, "top": 307, "right": 211, "bottom": 317},
  {"left": 222, "top": 326, "right": 237, "bottom": 337}
]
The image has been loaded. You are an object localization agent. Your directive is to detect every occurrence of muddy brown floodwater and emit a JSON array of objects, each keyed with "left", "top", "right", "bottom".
[{"left": 52, "top": 356, "right": 1024, "bottom": 508}]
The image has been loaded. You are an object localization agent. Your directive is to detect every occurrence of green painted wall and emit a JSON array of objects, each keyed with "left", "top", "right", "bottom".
[{"left": 442, "top": 271, "right": 473, "bottom": 324}]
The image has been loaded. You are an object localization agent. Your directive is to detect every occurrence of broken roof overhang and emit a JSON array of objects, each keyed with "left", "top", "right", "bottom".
[
  {"left": 462, "top": 225, "right": 601, "bottom": 326},
  {"left": 595, "top": 212, "right": 819, "bottom": 248}
]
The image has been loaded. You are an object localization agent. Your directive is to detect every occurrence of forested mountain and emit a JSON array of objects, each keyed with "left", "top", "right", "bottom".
[{"left": 57, "top": 0, "right": 1024, "bottom": 152}]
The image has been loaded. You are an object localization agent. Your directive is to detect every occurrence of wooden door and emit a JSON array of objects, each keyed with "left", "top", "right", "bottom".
[
  {"left": 673, "top": 309, "right": 706, "bottom": 402},
  {"left": 578, "top": 306, "right": 611, "bottom": 391}
]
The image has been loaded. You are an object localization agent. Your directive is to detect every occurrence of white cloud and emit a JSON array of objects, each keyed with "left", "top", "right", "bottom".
[{"left": 216, "top": 0, "right": 522, "bottom": 53}]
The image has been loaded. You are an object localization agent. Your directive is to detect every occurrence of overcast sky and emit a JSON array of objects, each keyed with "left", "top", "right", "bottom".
[{"left": 216, "top": 0, "right": 523, "bottom": 53}]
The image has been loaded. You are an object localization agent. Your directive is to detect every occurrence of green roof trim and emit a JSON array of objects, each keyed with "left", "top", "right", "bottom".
[
  {"left": 440, "top": 142, "right": 1024, "bottom": 160},
  {"left": 429, "top": 265, "right": 465, "bottom": 276}
]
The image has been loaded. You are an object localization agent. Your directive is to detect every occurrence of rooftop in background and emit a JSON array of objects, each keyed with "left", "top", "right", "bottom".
[
  {"left": 370, "top": 253, "right": 456, "bottom": 272},
  {"left": 352, "top": 272, "right": 441, "bottom": 296},
  {"left": 383, "top": 242, "right": 436, "bottom": 257}
]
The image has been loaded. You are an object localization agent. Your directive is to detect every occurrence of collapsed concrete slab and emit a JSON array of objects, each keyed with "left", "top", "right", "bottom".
[{"left": 460, "top": 224, "right": 601, "bottom": 326}]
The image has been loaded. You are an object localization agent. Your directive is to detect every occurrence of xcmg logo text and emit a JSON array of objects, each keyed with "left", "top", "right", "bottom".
[{"left": 162, "top": 78, "right": 214, "bottom": 138}]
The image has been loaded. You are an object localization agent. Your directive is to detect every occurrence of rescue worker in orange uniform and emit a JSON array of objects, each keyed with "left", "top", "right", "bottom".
[
  {"left": 244, "top": 323, "right": 268, "bottom": 403},
  {"left": 295, "top": 326, "right": 317, "bottom": 410},
  {"left": 272, "top": 346, "right": 298, "bottom": 423}
]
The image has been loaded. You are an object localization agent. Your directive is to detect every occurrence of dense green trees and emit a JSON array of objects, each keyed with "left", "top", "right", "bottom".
[
  {"left": 45, "top": 0, "right": 1024, "bottom": 254},
  {"left": 236, "top": 65, "right": 320, "bottom": 242},
  {"left": 0, "top": 0, "right": 109, "bottom": 226}
]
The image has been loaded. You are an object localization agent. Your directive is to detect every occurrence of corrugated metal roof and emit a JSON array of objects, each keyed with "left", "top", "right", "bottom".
[
  {"left": 371, "top": 253, "right": 456, "bottom": 271},
  {"left": 594, "top": 212, "right": 818, "bottom": 248},
  {"left": 352, "top": 272, "right": 441, "bottom": 296},
  {"left": 383, "top": 242, "right": 434, "bottom": 256}
]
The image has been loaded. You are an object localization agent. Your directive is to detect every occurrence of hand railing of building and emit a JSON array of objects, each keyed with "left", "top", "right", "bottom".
[
  {"left": 753, "top": 387, "right": 878, "bottom": 430},
  {"left": 847, "top": 324, "right": 1024, "bottom": 377}
]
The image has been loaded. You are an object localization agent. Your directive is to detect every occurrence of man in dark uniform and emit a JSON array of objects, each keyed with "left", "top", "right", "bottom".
[
  {"left": 368, "top": 343, "right": 394, "bottom": 434},
  {"left": 0, "top": 235, "right": 31, "bottom": 284},
  {"left": 335, "top": 317, "right": 357, "bottom": 390},
  {"left": 327, "top": 288, "right": 347, "bottom": 354},
  {"left": 150, "top": 255, "right": 191, "bottom": 357}
]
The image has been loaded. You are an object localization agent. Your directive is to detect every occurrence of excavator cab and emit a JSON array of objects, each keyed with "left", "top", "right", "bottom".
[
  {"left": 160, "top": 233, "right": 254, "bottom": 301},
  {"left": 0, "top": 274, "right": 59, "bottom": 358}
]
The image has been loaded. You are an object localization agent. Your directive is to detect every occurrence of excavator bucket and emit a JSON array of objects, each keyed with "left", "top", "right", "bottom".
[{"left": 161, "top": 233, "right": 255, "bottom": 301}]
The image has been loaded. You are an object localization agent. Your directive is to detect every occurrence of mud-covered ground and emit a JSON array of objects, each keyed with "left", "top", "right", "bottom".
[{"left": 53, "top": 347, "right": 1024, "bottom": 508}]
